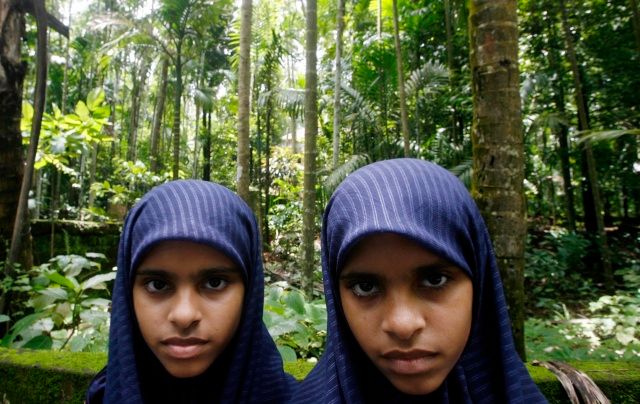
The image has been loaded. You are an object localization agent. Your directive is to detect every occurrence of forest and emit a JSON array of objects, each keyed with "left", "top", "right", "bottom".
[{"left": 0, "top": 0, "right": 639, "bottom": 367}]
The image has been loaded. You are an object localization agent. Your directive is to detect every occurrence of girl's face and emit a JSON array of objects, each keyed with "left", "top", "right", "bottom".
[
  {"left": 133, "top": 240, "right": 245, "bottom": 378},
  {"left": 338, "top": 233, "right": 473, "bottom": 395}
]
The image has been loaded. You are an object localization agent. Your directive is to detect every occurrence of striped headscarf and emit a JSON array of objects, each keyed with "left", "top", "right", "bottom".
[
  {"left": 87, "top": 180, "right": 294, "bottom": 403},
  {"left": 293, "top": 159, "right": 546, "bottom": 403}
]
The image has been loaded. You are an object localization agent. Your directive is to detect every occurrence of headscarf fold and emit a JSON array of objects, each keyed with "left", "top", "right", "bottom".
[
  {"left": 294, "top": 159, "right": 546, "bottom": 403},
  {"left": 88, "top": 180, "right": 294, "bottom": 403}
]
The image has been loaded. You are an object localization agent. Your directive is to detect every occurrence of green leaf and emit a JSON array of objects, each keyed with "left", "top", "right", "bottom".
[
  {"left": 86, "top": 88, "right": 105, "bottom": 111},
  {"left": 277, "top": 345, "right": 297, "bottom": 362},
  {"left": 47, "top": 272, "right": 76, "bottom": 290},
  {"left": 82, "top": 272, "right": 117, "bottom": 290},
  {"left": 0, "top": 312, "right": 47, "bottom": 347},
  {"left": 40, "top": 287, "right": 69, "bottom": 301},
  {"left": 75, "top": 101, "right": 90, "bottom": 120},
  {"left": 285, "top": 291, "right": 306, "bottom": 315},
  {"left": 85, "top": 252, "right": 107, "bottom": 260},
  {"left": 22, "top": 335, "right": 53, "bottom": 350},
  {"left": 70, "top": 335, "right": 89, "bottom": 352},
  {"left": 0, "top": 315, "right": 9, "bottom": 323}
]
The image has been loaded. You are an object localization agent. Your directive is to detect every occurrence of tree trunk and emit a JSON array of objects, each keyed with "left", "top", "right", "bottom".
[
  {"left": 303, "top": 0, "right": 318, "bottom": 295},
  {"left": 392, "top": 0, "right": 410, "bottom": 157},
  {"left": 127, "top": 60, "right": 149, "bottom": 162},
  {"left": 150, "top": 58, "right": 168, "bottom": 173},
  {"left": 444, "top": 0, "right": 460, "bottom": 144},
  {"left": 469, "top": 0, "right": 526, "bottom": 359},
  {"left": 559, "top": 0, "right": 614, "bottom": 290},
  {"left": 202, "top": 111, "right": 211, "bottom": 181},
  {"left": 237, "top": 0, "right": 252, "bottom": 202},
  {"left": 172, "top": 48, "right": 183, "bottom": 180},
  {"left": 332, "top": 0, "right": 345, "bottom": 168},
  {"left": 0, "top": 0, "right": 27, "bottom": 264},
  {"left": 631, "top": 0, "right": 640, "bottom": 53},
  {"left": 546, "top": 16, "right": 577, "bottom": 231}
]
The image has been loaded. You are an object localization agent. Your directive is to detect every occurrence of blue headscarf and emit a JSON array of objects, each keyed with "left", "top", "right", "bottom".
[
  {"left": 294, "top": 159, "right": 546, "bottom": 403},
  {"left": 87, "top": 180, "right": 294, "bottom": 403}
]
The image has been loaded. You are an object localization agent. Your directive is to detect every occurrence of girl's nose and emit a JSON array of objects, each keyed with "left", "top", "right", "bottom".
[
  {"left": 168, "top": 289, "right": 202, "bottom": 330},
  {"left": 380, "top": 295, "right": 426, "bottom": 341}
]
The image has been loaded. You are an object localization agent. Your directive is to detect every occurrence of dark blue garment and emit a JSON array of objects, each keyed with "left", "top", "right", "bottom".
[
  {"left": 86, "top": 180, "right": 294, "bottom": 404},
  {"left": 293, "top": 159, "right": 547, "bottom": 403}
]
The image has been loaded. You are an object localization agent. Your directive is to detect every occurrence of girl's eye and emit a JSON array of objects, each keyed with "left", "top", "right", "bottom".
[
  {"left": 421, "top": 273, "right": 449, "bottom": 288},
  {"left": 350, "top": 281, "right": 380, "bottom": 297},
  {"left": 204, "top": 278, "right": 228, "bottom": 290},
  {"left": 145, "top": 279, "right": 168, "bottom": 293}
]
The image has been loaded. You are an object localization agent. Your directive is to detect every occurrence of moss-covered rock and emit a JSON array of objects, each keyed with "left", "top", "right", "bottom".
[{"left": 1, "top": 348, "right": 638, "bottom": 403}]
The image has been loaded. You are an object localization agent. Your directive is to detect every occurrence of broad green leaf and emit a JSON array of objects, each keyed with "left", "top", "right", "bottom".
[
  {"left": 40, "top": 287, "right": 68, "bottom": 300},
  {"left": 75, "top": 101, "right": 90, "bottom": 120},
  {"left": 22, "top": 335, "right": 53, "bottom": 350},
  {"left": 47, "top": 272, "right": 76, "bottom": 290},
  {"left": 81, "top": 298, "right": 111, "bottom": 308},
  {"left": 0, "top": 312, "right": 47, "bottom": 346},
  {"left": 277, "top": 345, "right": 297, "bottom": 362},
  {"left": 86, "top": 88, "right": 105, "bottom": 111},
  {"left": 70, "top": 335, "right": 89, "bottom": 352},
  {"left": 285, "top": 291, "right": 306, "bottom": 315},
  {"left": 0, "top": 315, "right": 9, "bottom": 323},
  {"left": 82, "top": 272, "right": 117, "bottom": 290},
  {"left": 85, "top": 252, "right": 107, "bottom": 260}
]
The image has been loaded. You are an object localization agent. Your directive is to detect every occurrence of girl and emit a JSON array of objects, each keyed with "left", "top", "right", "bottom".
[
  {"left": 87, "top": 180, "right": 294, "bottom": 403},
  {"left": 294, "top": 159, "right": 546, "bottom": 403}
]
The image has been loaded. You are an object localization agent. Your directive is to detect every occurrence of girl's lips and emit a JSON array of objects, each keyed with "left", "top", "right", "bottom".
[
  {"left": 161, "top": 338, "right": 208, "bottom": 359},
  {"left": 381, "top": 350, "right": 438, "bottom": 375}
]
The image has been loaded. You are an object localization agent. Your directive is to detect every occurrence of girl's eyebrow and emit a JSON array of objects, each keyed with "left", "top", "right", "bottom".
[
  {"left": 136, "top": 267, "right": 240, "bottom": 279},
  {"left": 339, "top": 271, "right": 380, "bottom": 281}
]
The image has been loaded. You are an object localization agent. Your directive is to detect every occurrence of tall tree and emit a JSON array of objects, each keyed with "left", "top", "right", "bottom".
[
  {"left": 237, "top": 0, "right": 252, "bottom": 202},
  {"left": 0, "top": 0, "right": 28, "bottom": 269},
  {"left": 559, "top": 0, "right": 613, "bottom": 290},
  {"left": 303, "top": 0, "right": 318, "bottom": 294},
  {"left": 332, "top": 0, "right": 345, "bottom": 168},
  {"left": 392, "top": 0, "right": 410, "bottom": 156},
  {"left": 469, "top": 0, "right": 527, "bottom": 359},
  {"left": 150, "top": 58, "right": 169, "bottom": 173}
]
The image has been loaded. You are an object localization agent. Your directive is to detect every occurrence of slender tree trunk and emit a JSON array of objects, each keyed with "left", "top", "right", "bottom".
[
  {"left": 444, "top": 0, "right": 460, "bottom": 144},
  {"left": 332, "top": 0, "right": 345, "bottom": 168},
  {"left": 392, "top": 0, "right": 410, "bottom": 157},
  {"left": 631, "top": 0, "right": 640, "bottom": 53},
  {"left": 237, "top": 0, "right": 252, "bottom": 202},
  {"left": 0, "top": 0, "right": 28, "bottom": 271},
  {"left": 88, "top": 144, "right": 99, "bottom": 208},
  {"left": 172, "top": 48, "right": 183, "bottom": 180},
  {"left": 546, "top": 17, "right": 577, "bottom": 231},
  {"left": 127, "top": 60, "right": 149, "bottom": 162},
  {"left": 559, "top": 0, "right": 613, "bottom": 290},
  {"left": 150, "top": 58, "right": 168, "bottom": 173},
  {"left": 469, "top": 0, "right": 526, "bottom": 359},
  {"left": 303, "top": 0, "right": 318, "bottom": 295},
  {"left": 202, "top": 111, "right": 211, "bottom": 181}
]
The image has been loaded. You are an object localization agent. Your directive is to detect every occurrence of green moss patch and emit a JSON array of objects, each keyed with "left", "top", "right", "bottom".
[{"left": 1, "top": 348, "right": 638, "bottom": 403}]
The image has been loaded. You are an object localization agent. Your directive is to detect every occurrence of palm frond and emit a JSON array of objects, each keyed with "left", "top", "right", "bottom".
[
  {"left": 323, "top": 154, "right": 371, "bottom": 195},
  {"left": 576, "top": 129, "right": 640, "bottom": 144},
  {"left": 405, "top": 61, "right": 448, "bottom": 98},
  {"left": 448, "top": 159, "right": 473, "bottom": 189}
]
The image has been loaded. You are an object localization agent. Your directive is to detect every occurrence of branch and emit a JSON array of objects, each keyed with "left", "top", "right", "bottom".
[{"left": 21, "top": 0, "right": 69, "bottom": 38}]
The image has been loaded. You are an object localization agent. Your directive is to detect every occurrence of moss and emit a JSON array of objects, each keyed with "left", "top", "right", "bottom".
[
  {"left": 283, "top": 360, "right": 316, "bottom": 381},
  {"left": 527, "top": 361, "right": 640, "bottom": 404},
  {"left": 1, "top": 349, "right": 638, "bottom": 403}
]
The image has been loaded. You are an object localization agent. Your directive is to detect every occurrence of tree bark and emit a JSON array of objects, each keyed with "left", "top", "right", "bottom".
[
  {"left": 469, "top": 0, "right": 526, "bottom": 359},
  {"left": 303, "top": 0, "right": 318, "bottom": 295},
  {"left": 237, "top": 0, "right": 252, "bottom": 202},
  {"left": 172, "top": 47, "right": 183, "bottom": 180},
  {"left": 332, "top": 0, "right": 345, "bottom": 168},
  {"left": 127, "top": 59, "right": 149, "bottom": 162},
  {"left": 202, "top": 111, "right": 211, "bottom": 181},
  {"left": 150, "top": 58, "right": 168, "bottom": 173},
  {"left": 559, "top": 0, "right": 614, "bottom": 290},
  {"left": 546, "top": 16, "right": 577, "bottom": 231},
  {"left": 392, "top": 0, "right": 410, "bottom": 157},
  {"left": 631, "top": 0, "right": 640, "bottom": 54}
]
